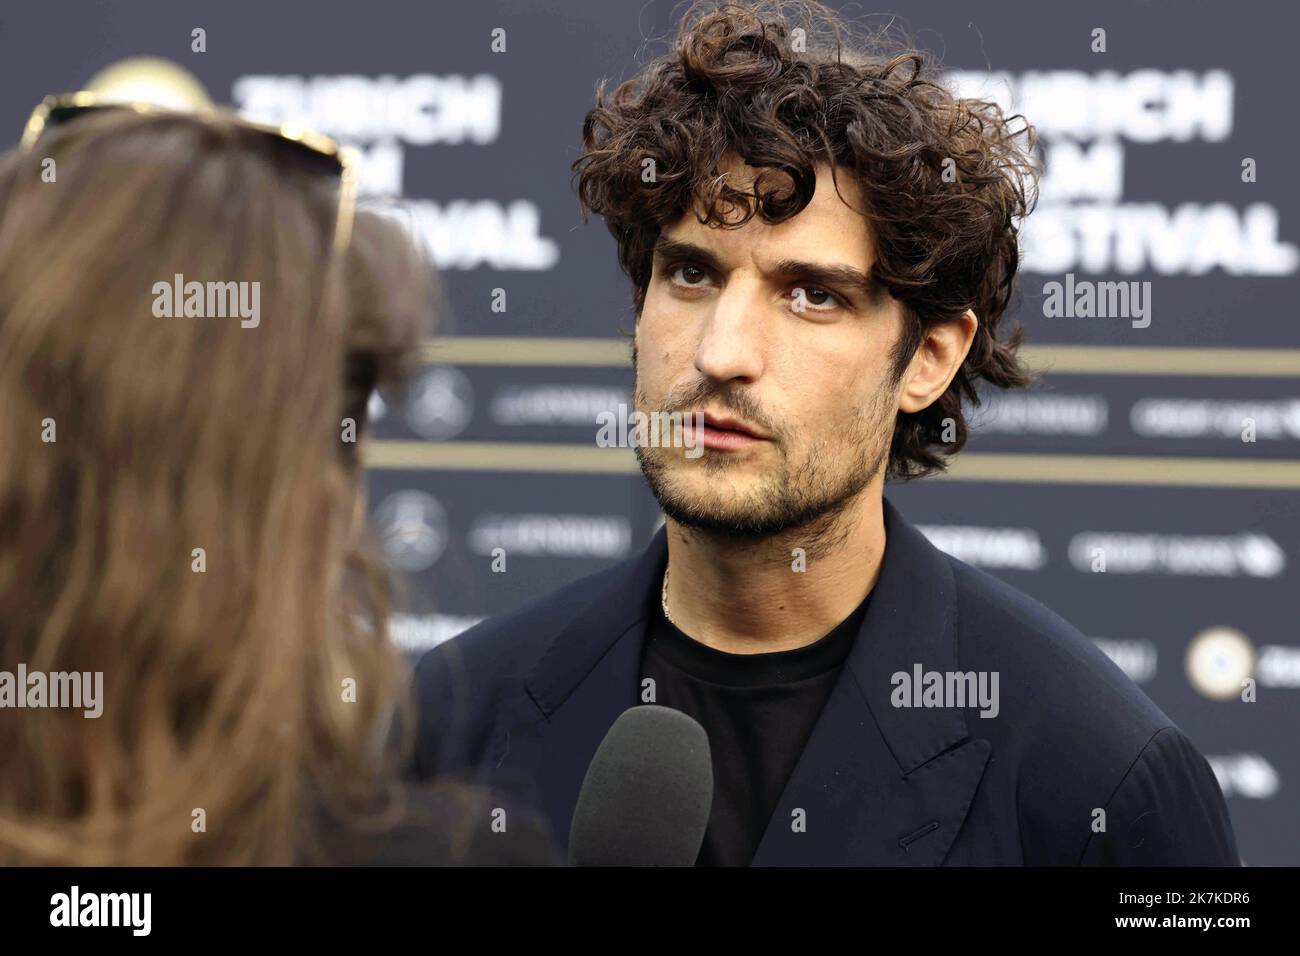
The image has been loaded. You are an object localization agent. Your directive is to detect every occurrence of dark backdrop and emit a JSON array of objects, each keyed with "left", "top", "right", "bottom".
[{"left": 1, "top": 0, "right": 1295, "bottom": 865}]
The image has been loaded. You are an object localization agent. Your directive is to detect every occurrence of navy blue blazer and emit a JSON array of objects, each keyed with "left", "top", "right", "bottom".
[{"left": 413, "top": 497, "right": 1240, "bottom": 866}]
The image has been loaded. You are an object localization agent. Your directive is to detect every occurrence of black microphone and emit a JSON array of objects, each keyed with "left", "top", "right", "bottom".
[{"left": 568, "top": 705, "right": 713, "bottom": 866}]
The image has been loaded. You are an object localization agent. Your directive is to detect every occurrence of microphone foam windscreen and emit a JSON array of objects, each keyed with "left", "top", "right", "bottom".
[{"left": 568, "top": 705, "right": 713, "bottom": 867}]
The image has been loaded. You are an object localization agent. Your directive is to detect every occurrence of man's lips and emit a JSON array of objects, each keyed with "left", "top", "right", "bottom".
[
  {"left": 701, "top": 413, "right": 764, "bottom": 439},
  {"left": 682, "top": 411, "right": 770, "bottom": 451}
]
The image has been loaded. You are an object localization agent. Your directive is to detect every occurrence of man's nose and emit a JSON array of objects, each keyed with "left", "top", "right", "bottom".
[{"left": 693, "top": 279, "right": 766, "bottom": 384}]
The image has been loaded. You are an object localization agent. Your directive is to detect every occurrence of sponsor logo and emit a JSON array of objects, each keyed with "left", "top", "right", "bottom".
[{"left": 373, "top": 491, "right": 449, "bottom": 572}]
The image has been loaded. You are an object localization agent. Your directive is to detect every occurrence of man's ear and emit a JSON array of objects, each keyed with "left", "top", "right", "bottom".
[{"left": 898, "top": 309, "right": 978, "bottom": 414}]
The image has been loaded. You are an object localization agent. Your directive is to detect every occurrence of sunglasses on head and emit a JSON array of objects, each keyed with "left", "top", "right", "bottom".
[{"left": 21, "top": 91, "right": 360, "bottom": 252}]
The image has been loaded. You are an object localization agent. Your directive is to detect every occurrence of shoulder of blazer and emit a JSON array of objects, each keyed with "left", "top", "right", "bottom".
[
  {"left": 411, "top": 553, "right": 645, "bottom": 775},
  {"left": 940, "top": 550, "right": 1210, "bottom": 861},
  {"left": 946, "top": 552, "right": 1173, "bottom": 739}
]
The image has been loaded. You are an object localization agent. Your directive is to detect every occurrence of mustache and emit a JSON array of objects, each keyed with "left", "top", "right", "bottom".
[
  {"left": 631, "top": 343, "right": 780, "bottom": 439},
  {"left": 659, "top": 378, "right": 779, "bottom": 439}
]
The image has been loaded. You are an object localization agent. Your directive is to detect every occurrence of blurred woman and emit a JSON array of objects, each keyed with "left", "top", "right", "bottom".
[{"left": 0, "top": 103, "right": 553, "bottom": 865}]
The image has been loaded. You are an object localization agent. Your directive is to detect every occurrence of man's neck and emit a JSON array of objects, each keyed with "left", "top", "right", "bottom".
[{"left": 662, "top": 488, "right": 887, "bottom": 654}]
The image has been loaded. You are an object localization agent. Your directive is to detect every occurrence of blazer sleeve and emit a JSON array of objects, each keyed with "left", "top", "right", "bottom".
[{"left": 1079, "top": 726, "right": 1241, "bottom": 866}]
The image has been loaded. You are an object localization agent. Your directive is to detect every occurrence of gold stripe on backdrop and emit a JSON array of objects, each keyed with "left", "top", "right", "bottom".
[
  {"left": 417, "top": 337, "right": 1300, "bottom": 377},
  {"left": 364, "top": 442, "right": 1300, "bottom": 489}
]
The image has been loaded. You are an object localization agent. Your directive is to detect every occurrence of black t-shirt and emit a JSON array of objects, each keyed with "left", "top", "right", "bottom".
[{"left": 640, "top": 590, "right": 869, "bottom": 866}]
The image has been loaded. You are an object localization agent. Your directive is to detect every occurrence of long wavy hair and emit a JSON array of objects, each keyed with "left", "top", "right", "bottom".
[
  {"left": 574, "top": 0, "right": 1041, "bottom": 478},
  {"left": 0, "top": 108, "right": 432, "bottom": 864}
]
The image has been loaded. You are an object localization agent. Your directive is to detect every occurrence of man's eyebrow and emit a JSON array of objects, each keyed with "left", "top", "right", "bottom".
[
  {"left": 652, "top": 237, "right": 724, "bottom": 273},
  {"left": 770, "top": 259, "right": 876, "bottom": 298}
]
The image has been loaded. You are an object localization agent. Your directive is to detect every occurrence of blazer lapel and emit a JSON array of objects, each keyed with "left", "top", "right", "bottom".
[
  {"left": 503, "top": 498, "right": 991, "bottom": 865},
  {"left": 505, "top": 529, "right": 667, "bottom": 853},
  {"left": 751, "top": 498, "right": 991, "bottom": 865}
]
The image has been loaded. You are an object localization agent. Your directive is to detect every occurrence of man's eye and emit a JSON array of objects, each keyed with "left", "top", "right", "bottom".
[
  {"left": 670, "top": 264, "right": 709, "bottom": 286},
  {"left": 790, "top": 286, "right": 841, "bottom": 312}
]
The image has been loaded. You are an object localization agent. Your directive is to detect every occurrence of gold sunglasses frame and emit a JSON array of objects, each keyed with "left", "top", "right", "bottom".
[{"left": 20, "top": 91, "right": 359, "bottom": 252}]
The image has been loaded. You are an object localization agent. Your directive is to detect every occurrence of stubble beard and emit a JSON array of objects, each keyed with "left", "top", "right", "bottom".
[{"left": 633, "top": 359, "right": 895, "bottom": 560}]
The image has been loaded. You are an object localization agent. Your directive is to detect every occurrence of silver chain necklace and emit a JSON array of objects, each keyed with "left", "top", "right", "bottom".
[{"left": 660, "top": 565, "right": 674, "bottom": 625}]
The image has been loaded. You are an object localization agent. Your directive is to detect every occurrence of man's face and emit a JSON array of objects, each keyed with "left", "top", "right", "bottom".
[{"left": 633, "top": 160, "right": 910, "bottom": 540}]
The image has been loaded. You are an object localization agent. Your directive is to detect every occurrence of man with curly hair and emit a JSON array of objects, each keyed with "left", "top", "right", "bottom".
[{"left": 415, "top": 1, "right": 1239, "bottom": 866}]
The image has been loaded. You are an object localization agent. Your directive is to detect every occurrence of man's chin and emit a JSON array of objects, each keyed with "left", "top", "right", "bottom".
[
  {"left": 639, "top": 447, "right": 882, "bottom": 543},
  {"left": 639, "top": 457, "right": 763, "bottom": 532},
  {"left": 657, "top": 497, "right": 778, "bottom": 538}
]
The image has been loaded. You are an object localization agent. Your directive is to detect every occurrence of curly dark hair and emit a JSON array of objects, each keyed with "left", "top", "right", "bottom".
[{"left": 573, "top": 0, "right": 1040, "bottom": 479}]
